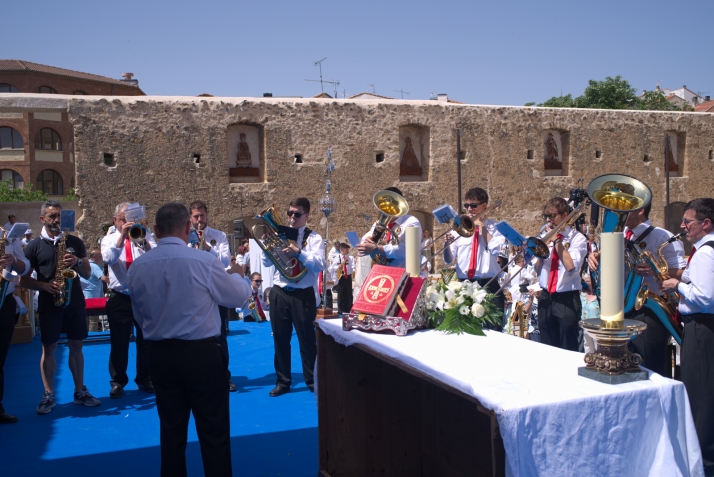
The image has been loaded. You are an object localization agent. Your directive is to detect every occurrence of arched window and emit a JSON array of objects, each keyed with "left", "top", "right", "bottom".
[
  {"left": 0, "top": 84, "right": 18, "bottom": 93},
  {"left": 35, "top": 169, "right": 63, "bottom": 195},
  {"left": 0, "top": 169, "right": 25, "bottom": 189},
  {"left": 73, "top": 91, "right": 87, "bottom": 95},
  {"left": 0, "top": 127, "right": 24, "bottom": 149},
  {"left": 38, "top": 86, "right": 57, "bottom": 94},
  {"left": 35, "top": 128, "right": 62, "bottom": 151}
]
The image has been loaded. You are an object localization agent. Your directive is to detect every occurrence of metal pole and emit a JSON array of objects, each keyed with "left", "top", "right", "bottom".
[
  {"left": 665, "top": 136, "right": 670, "bottom": 229},
  {"left": 457, "top": 129, "right": 463, "bottom": 212}
]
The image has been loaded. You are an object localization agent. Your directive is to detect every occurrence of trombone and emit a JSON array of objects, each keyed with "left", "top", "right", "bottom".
[{"left": 432, "top": 199, "right": 502, "bottom": 259}]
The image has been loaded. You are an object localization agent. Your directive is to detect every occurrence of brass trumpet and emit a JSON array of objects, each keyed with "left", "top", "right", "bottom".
[
  {"left": 432, "top": 199, "right": 502, "bottom": 258},
  {"left": 128, "top": 224, "right": 147, "bottom": 244}
]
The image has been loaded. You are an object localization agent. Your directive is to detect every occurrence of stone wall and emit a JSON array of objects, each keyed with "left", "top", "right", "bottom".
[{"left": 2, "top": 94, "right": 713, "bottom": 256}]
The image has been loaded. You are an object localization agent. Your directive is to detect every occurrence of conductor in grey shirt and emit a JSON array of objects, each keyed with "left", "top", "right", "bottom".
[{"left": 128, "top": 203, "right": 250, "bottom": 477}]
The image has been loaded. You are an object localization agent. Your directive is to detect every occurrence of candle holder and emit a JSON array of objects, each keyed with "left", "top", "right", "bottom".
[{"left": 316, "top": 148, "right": 339, "bottom": 319}]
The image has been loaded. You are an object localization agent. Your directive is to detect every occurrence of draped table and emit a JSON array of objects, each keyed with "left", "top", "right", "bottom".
[{"left": 315, "top": 319, "right": 704, "bottom": 477}]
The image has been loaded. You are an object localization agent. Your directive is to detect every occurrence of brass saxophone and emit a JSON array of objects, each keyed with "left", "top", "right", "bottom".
[
  {"left": 632, "top": 233, "right": 684, "bottom": 345},
  {"left": 247, "top": 293, "right": 263, "bottom": 322},
  {"left": 54, "top": 230, "right": 78, "bottom": 308},
  {"left": 509, "top": 298, "right": 531, "bottom": 339}
]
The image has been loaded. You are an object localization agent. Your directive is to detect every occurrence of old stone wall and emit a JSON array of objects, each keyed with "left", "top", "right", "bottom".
[{"left": 2, "top": 94, "right": 713, "bottom": 256}]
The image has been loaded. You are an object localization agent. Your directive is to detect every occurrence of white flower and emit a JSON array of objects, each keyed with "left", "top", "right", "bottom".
[
  {"left": 447, "top": 281, "right": 463, "bottom": 292},
  {"left": 428, "top": 291, "right": 442, "bottom": 303},
  {"left": 455, "top": 295, "right": 465, "bottom": 305},
  {"left": 445, "top": 289, "right": 456, "bottom": 302},
  {"left": 461, "top": 281, "right": 474, "bottom": 295},
  {"left": 459, "top": 305, "right": 470, "bottom": 315},
  {"left": 436, "top": 300, "right": 446, "bottom": 310},
  {"left": 426, "top": 285, "right": 437, "bottom": 296},
  {"left": 471, "top": 288, "right": 487, "bottom": 304},
  {"left": 471, "top": 303, "right": 485, "bottom": 318}
]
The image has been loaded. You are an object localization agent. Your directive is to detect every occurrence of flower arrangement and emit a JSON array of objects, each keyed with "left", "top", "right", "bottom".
[{"left": 425, "top": 279, "right": 502, "bottom": 335}]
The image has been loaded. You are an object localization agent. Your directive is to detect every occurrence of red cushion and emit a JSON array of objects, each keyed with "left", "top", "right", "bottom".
[{"left": 85, "top": 297, "right": 108, "bottom": 313}]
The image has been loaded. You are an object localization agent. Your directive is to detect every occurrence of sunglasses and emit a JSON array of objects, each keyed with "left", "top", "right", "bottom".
[
  {"left": 542, "top": 213, "right": 558, "bottom": 220},
  {"left": 464, "top": 202, "right": 482, "bottom": 209},
  {"left": 252, "top": 279, "right": 263, "bottom": 283},
  {"left": 286, "top": 210, "right": 304, "bottom": 218},
  {"left": 681, "top": 218, "right": 702, "bottom": 226}
]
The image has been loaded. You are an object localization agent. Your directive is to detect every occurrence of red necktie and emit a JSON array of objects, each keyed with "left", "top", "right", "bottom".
[
  {"left": 625, "top": 230, "right": 634, "bottom": 241},
  {"left": 254, "top": 291, "right": 266, "bottom": 320},
  {"left": 343, "top": 259, "right": 349, "bottom": 277},
  {"left": 124, "top": 237, "right": 133, "bottom": 270},
  {"left": 687, "top": 246, "right": 696, "bottom": 266},
  {"left": 318, "top": 271, "right": 323, "bottom": 293},
  {"left": 547, "top": 234, "right": 563, "bottom": 293},
  {"left": 467, "top": 228, "right": 480, "bottom": 280}
]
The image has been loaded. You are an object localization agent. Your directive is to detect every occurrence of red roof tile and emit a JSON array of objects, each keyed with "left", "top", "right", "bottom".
[
  {"left": 0, "top": 59, "right": 141, "bottom": 89},
  {"left": 695, "top": 99, "right": 714, "bottom": 113}
]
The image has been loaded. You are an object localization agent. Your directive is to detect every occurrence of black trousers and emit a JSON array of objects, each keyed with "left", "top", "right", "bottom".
[
  {"left": 0, "top": 296, "right": 18, "bottom": 413},
  {"left": 217, "top": 306, "right": 231, "bottom": 382},
  {"left": 627, "top": 305, "right": 671, "bottom": 376},
  {"left": 107, "top": 292, "right": 150, "bottom": 387},
  {"left": 334, "top": 277, "right": 353, "bottom": 314},
  {"left": 149, "top": 339, "right": 231, "bottom": 477},
  {"left": 537, "top": 290, "right": 582, "bottom": 351},
  {"left": 269, "top": 286, "right": 317, "bottom": 388},
  {"left": 681, "top": 314, "right": 714, "bottom": 462},
  {"left": 462, "top": 277, "right": 504, "bottom": 332}
]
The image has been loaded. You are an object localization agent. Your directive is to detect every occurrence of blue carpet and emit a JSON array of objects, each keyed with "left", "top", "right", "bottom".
[{"left": 0, "top": 321, "right": 318, "bottom": 476}]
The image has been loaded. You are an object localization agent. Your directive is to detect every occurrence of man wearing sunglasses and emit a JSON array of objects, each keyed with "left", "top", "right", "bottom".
[
  {"left": 531, "top": 197, "right": 587, "bottom": 351},
  {"left": 262, "top": 198, "right": 325, "bottom": 397},
  {"left": 662, "top": 198, "right": 714, "bottom": 469},
  {"left": 586, "top": 202, "right": 685, "bottom": 376},
  {"left": 443, "top": 187, "right": 506, "bottom": 330},
  {"left": 188, "top": 200, "right": 236, "bottom": 392}
]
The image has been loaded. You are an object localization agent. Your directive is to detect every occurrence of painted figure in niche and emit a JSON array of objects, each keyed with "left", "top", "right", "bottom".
[
  {"left": 236, "top": 133, "right": 252, "bottom": 167},
  {"left": 665, "top": 135, "right": 678, "bottom": 171},
  {"left": 400, "top": 136, "right": 422, "bottom": 176},
  {"left": 544, "top": 133, "right": 560, "bottom": 164}
]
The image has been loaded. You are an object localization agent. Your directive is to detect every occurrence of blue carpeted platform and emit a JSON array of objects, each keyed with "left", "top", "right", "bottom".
[{"left": 0, "top": 321, "right": 318, "bottom": 476}]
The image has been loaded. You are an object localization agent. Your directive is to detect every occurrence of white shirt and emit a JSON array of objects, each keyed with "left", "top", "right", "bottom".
[
  {"left": 329, "top": 254, "right": 355, "bottom": 279},
  {"left": 445, "top": 218, "right": 506, "bottom": 279},
  {"left": 241, "top": 287, "right": 269, "bottom": 312},
  {"left": 624, "top": 220, "right": 686, "bottom": 295},
  {"left": 192, "top": 226, "right": 231, "bottom": 268},
  {"left": 677, "top": 231, "right": 714, "bottom": 315},
  {"left": 3, "top": 238, "right": 30, "bottom": 296},
  {"left": 362, "top": 214, "right": 423, "bottom": 269},
  {"left": 101, "top": 231, "right": 157, "bottom": 295},
  {"left": 537, "top": 226, "right": 587, "bottom": 293},
  {"left": 506, "top": 263, "right": 538, "bottom": 304},
  {"left": 261, "top": 225, "right": 326, "bottom": 306},
  {"left": 128, "top": 236, "right": 251, "bottom": 340}
]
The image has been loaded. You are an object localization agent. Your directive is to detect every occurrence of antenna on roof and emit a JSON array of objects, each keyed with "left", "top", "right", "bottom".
[
  {"left": 369, "top": 83, "right": 375, "bottom": 94},
  {"left": 393, "top": 89, "right": 410, "bottom": 99},
  {"left": 305, "top": 57, "right": 328, "bottom": 93}
]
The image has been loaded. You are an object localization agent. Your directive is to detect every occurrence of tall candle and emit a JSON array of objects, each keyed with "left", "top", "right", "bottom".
[
  {"left": 600, "top": 232, "right": 624, "bottom": 322},
  {"left": 405, "top": 226, "right": 420, "bottom": 278}
]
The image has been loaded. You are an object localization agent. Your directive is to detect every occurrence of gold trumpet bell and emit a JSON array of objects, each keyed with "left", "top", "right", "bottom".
[{"left": 373, "top": 190, "right": 409, "bottom": 226}]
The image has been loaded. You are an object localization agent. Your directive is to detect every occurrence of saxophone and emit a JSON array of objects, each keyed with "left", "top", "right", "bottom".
[
  {"left": 247, "top": 293, "right": 263, "bottom": 322},
  {"left": 632, "top": 233, "right": 684, "bottom": 345},
  {"left": 53, "top": 230, "right": 78, "bottom": 308}
]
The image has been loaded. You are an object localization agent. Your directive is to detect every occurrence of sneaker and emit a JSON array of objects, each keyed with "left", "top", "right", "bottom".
[
  {"left": 36, "top": 392, "right": 55, "bottom": 414},
  {"left": 73, "top": 386, "right": 100, "bottom": 407}
]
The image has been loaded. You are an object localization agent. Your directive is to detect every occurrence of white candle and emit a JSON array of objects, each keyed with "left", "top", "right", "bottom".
[
  {"left": 405, "top": 226, "right": 420, "bottom": 277},
  {"left": 600, "top": 232, "right": 624, "bottom": 322}
]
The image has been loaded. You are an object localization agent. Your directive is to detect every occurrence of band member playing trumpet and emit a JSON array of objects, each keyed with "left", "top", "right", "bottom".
[
  {"left": 263, "top": 198, "right": 325, "bottom": 397},
  {"left": 662, "top": 198, "right": 714, "bottom": 466},
  {"left": 443, "top": 187, "right": 506, "bottom": 330},
  {"left": 532, "top": 197, "right": 587, "bottom": 351},
  {"left": 587, "top": 203, "right": 685, "bottom": 376},
  {"left": 101, "top": 202, "right": 156, "bottom": 398},
  {"left": 188, "top": 200, "right": 236, "bottom": 392},
  {"left": 357, "top": 187, "right": 422, "bottom": 269},
  {"left": 329, "top": 242, "right": 355, "bottom": 314}
]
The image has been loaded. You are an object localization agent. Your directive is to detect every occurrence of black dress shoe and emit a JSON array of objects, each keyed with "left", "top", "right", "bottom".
[
  {"left": 137, "top": 381, "right": 156, "bottom": 393},
  {"left": 228, "top": 381, "right": 237, "bottom": 392},
  {"left": 109, "top": 384, "right": 124, "bottom": 398},
  {"left": 0, "top": 412, "right": 18, "bottom": 423},
  {"left": 269, "top": 385, "right": 290, "bottom": 397}
]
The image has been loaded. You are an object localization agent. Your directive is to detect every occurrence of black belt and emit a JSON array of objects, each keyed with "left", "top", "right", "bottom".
[
  {"left": 277, "top": 285, "right": 313, "bottom": 293},
  {"left": 540, "top": 289, "right": 579, "bottom": 298},
  {"left": 682, "top": 313, "right": 714, "bottom": 323},
  {"left": 109, "top": 290, "right": 129, "bottom": 297}
]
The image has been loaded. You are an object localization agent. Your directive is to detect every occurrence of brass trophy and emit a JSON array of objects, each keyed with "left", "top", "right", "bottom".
[{"left": 579, "top": 174, "right": 650, "bottom": 383}]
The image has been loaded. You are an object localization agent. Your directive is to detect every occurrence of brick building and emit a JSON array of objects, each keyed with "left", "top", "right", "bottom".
[{"left": 0, "top": 60, "right": 144, "bottom": 196}]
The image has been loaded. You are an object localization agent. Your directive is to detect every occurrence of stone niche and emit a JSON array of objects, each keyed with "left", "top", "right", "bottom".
[
  {"left": 228, "top": 123, "right": 263, "bottom": 183},
  {"left": 665, "top": 132, "right": 684, "bottom": 177},
  {"left": 399, "top": 125, "right": 430, "bottom": 181},
  {"left": 543, "top": 130, "right": 569, "bottom": 176}
]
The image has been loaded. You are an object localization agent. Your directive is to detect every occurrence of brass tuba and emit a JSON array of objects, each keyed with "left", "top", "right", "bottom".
[
  {"left": 367, "top": 190, "right": 409, "bottom": 265},
  {"left": 54, "top": 229, "right": 78, "bottom": 308},
  {"left": 244, "top": 205, "right": 308, "bottom": 282}
]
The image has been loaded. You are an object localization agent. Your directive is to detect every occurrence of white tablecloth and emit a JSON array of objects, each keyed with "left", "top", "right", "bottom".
[{"left": 318, "top": 319, "right": 704, "bottom": 477}]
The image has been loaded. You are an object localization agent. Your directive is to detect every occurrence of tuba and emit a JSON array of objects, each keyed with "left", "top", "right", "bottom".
[
  {"left": 244, "top": 205, "right": 308, "bottom": 282},
  {"left": 630, "top": 233, "right": 684, "bottom": 345},
  {"left": 367, "top": 190, "right": 409, "bottom": 265},
  {"left": 54, "top": 229, "right": 78, "bottom": 308}
]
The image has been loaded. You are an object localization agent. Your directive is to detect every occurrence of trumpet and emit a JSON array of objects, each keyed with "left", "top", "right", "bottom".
[
  {"left": 128, "top": 223, "right": 147, "bottom": 244},
  {"left": 432, "top": 199, "right": 502, "bottom": 258}
]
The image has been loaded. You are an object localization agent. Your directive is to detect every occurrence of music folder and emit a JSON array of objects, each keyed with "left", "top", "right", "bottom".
[
  {"left": 276, "top": 225, "right": 299, "bottom": 242},
  {"left": 495, "top": 221, "right": 527, "bottom": 247}
]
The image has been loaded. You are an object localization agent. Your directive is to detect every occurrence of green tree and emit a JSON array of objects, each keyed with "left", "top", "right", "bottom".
[
  {"left": 574, "top": 75, "right": 638, "bottom": 109},
  {"left": 636, "top": 90, "right": 683, "bottom": 111},
  {"left": 0, "top": 179, "right": 47, "bottom": 202},
  {"left": 62, "top": 187, "right": 78, "bottom": 201},
  {"left": 537, "top": 94, "right": 577, "bottom": 108}
]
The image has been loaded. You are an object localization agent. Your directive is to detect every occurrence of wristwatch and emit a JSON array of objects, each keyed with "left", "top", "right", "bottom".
[{"left": 76, "top": 259, "right": 83, "bottom": 268}]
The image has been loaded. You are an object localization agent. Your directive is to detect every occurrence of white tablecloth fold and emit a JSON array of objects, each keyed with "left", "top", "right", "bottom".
[{"left": 318, "top": 319, "right": 704, "bottom": 477}]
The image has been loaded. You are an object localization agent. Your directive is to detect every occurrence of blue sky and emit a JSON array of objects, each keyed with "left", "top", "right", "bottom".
[{"left": 5, "top": 0, "right": 713, "bottom": 105}]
